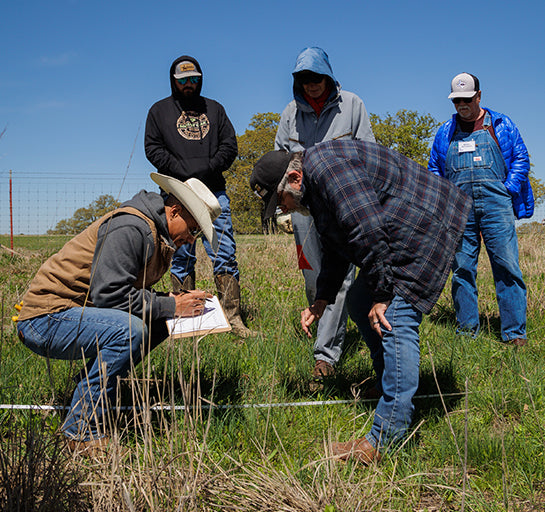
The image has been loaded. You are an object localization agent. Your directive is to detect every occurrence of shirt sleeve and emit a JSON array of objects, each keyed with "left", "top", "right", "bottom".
[
  {"left": 351, "top": 96, "right": 376, "bottom": 143},
  {"left": 427, "top": 135, "right": 444, "bottom": 177},
  {"left": 274, "top": 103, "right": 293, "bottom": 151},
  {"left": 144, "top": 107, "right": 187, "bottom": 177},
  {"left": 502, "top": 118, "right": 530, "bottom": 196},
  {"left": 208, "top": 104, "right": 238, "bottom": 173},
  {"left": 89, "top": 214, "right": 176, "bottom": 320}
]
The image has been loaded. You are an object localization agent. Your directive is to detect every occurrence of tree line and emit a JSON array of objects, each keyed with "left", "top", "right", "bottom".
[{"left": 49, "top": 110, "right": 545, "bottom": 235}]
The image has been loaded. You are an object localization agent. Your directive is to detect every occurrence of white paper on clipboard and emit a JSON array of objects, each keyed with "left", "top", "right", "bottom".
[{"left": 166, "top": 295, "right": 231, "bottom": 338}]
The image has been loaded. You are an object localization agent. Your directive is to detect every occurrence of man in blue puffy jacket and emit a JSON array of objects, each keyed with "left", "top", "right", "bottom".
[{"left": 428, "top": 72, "right": 533, "bottom": 346}]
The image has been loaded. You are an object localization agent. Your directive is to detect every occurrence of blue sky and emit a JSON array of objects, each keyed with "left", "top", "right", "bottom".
[{"left": 1, "top": 0, "right": 544, "bottom": 232}]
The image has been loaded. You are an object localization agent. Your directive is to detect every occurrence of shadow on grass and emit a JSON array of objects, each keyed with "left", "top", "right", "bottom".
[
  {"left": 280, "top": 324, "right": 463, "bottom": 422},
  {"left": 51, "top": 321, "right": 463, "bottom": 439},
  {"left": 429, "top": 302, "right": 504, "bottom": 341},
  {"left": 118, "top": 363, "right": 246, "bottom": 410}
]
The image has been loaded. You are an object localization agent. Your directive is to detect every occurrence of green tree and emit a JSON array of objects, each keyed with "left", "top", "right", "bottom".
[
  {"left": 529, "top": 167, "right": 545, "bottom": 208},
  {"left": 48, "top": 194, "right": 121, "bottom": 235},
  {"left": 370, "top": 109, "right": 440, "bottom": 166},
  {"left": 226, "top": 112, "right": 280, "bottom": 234}
]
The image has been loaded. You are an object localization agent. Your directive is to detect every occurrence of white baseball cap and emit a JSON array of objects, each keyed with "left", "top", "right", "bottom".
[{"left": 448, "top": 72, "right": 480, "bottom": 99}]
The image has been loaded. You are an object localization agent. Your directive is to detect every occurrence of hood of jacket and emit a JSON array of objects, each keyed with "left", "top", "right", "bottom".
[
  {"left": 169, "top": 55, "right": 204, "bottom": 109},
  {"left": 292, "top": 47, "right": 340, "bottom": 103},
  {"left": 120, "top": 190, "right": 172, "bottom": 243}
]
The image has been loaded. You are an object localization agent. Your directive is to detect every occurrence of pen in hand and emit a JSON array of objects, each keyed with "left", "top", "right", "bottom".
[{"left": 170, "top": 289, "right": 212, "bottom": 317}]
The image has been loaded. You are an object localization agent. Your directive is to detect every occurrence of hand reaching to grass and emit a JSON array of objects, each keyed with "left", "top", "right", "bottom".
[{"left": 301, "top": 300, "right": 328, "bottom": 337}]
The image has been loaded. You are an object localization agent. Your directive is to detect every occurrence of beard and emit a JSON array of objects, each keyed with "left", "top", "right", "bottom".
[
  {"left": 286, "top": 188, "right": 310, "bottom": 216},
  {"left": 182, "top": 87, "right": 197, "bottom": 98}
]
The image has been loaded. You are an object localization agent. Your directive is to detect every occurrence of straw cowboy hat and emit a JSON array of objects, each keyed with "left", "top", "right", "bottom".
[{"left": 150, "top": 172, "right": 221, "bottom": 251}]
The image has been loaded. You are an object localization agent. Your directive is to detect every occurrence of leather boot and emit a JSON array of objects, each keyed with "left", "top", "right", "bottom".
[
  {"left": 214, "top": 273, "right": 253, "bottom": 338},
  {"left": 67, "top": 436, "right": 128, "bottom": 459},
  {"left": 171, "top": 272, "right": 195, "bottom": 293},
  {"left": 331, "top": 437, "right": 381, "bottom": 465}
]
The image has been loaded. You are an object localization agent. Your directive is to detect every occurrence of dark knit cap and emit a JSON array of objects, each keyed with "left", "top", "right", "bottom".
[{"left": 250, "top": 151, "right": 292, "bottom": 220}]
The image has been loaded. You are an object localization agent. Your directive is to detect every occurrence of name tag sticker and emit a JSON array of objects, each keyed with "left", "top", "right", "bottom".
[
  {"left": 474, "top": 156, "right": 482, "bottom": 162},
  {"left": 459, "top": 140, "right": 476, "bottom": 153}
]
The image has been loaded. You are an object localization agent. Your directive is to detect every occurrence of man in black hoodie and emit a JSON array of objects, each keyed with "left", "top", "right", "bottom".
[{"left": 145, "top": 55, "right": 251, "bottom": 337}]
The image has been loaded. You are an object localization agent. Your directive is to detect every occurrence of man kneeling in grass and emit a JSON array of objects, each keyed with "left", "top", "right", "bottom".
[
  {"left": 251, "top": 140, "right": 471, "bottom": 464},
  {"left": 16, "top": 173, "right": 219, "bottom": 456}
]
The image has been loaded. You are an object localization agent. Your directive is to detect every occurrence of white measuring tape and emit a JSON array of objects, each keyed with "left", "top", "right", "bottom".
[{"left": 0, "top": 392, "right": 466, "bottom": 412}]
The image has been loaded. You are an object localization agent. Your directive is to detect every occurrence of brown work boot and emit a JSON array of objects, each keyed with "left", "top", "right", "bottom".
[
  {"left": 68, "top": 436, "right": 129, "bottom": 459},
  {"left": 171, "top": 272, "right": 195, "bottom": 293},
  {"left": 509, "top": 337, "right": 527, "bottom": 347},
  {"left": 214, "top": 273, "right": 254, "bottom": 338},
  {"left": 67, "top": 437, "right": 112, "bottom": 458},
  {"left": 331, "top": 437, "right": 381, "bottom": 465},
  {"left": 309, "top": 360, "right": 335, "bottom": 393}
]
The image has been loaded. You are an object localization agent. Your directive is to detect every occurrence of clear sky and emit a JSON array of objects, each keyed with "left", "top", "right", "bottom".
[{"left": 1, "top": 0, "right": 544, "bottom": 232}]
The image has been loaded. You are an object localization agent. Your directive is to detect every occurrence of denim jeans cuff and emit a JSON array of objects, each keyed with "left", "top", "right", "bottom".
[{"left": 364, "top": 432, "right": 378, "bottom": 449}]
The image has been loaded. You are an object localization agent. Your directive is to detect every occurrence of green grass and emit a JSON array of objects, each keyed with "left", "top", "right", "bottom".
[{"left": 1, "top": 228, "right": 545, "bottom": 510}]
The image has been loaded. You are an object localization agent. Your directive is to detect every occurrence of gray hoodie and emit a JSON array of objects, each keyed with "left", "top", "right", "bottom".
[
  {"left": 89, "top": 190, "right": 176, "bottom": 321},
  {"left": 275, "top": 47, "right": 375, "bottom": 151}
]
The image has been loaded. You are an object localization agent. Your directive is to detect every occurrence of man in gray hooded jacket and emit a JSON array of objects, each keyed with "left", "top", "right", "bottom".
[{"left": 275, "top": 47, "right": 375, "bottom": 390}]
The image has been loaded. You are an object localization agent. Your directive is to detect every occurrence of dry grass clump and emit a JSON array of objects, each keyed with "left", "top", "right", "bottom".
[{"left": 0, "top": 413, "right": 89, "bottom": 511}]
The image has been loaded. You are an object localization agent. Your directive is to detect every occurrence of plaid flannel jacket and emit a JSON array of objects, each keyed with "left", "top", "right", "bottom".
[{"left": 302, "top": 140, "right": 471, "bottom": 314}]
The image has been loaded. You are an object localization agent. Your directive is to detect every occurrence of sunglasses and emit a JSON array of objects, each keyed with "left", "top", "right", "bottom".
[
  {"left": 452, "top": 95, "right": 476, "bottom": 104},
  {"left": 297, "top": 72, "right": 325, "bottom": 85},
  {"left": 177, "top": 76, "right": 200, "bottom": 85}
]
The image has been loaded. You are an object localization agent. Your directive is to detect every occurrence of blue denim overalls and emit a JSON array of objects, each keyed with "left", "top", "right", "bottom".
[{"left": 445, "top": 112, "right": 527, "bottom": 341}]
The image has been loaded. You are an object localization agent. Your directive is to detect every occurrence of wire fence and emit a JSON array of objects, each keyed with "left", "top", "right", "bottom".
[
  {"left": 1, "top": 169, "right": 544, "bottom": 236},
  {"left": 1, "top": 169, "right": 154, "bottom": 236}
]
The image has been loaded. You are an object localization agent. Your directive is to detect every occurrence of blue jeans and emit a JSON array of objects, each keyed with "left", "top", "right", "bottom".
[
  {"left": 452, "top": 191, "right": 526, "bottom": 340},
  {"left": 292, "top": 212, "right": 355, "bottom": 366},
  {"left": 171, "top": 191, "right": 239, "bottom": 280},
  {"left": 347, "top": 275, "right": 421, "bottom": 449},
  {"left": 17, "top": 307, "right": 168, "bottom": 441}
]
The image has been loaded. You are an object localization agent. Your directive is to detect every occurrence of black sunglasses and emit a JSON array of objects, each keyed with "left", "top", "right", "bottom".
[
  {"left": 177, "top": 76, "right": 200, "bottom": 85},
  {"left": 452, "top": 95, "right": 476, "bottom": 104},
  {"left": 297, "top": 72, "right": 325, "bottom": 85}
]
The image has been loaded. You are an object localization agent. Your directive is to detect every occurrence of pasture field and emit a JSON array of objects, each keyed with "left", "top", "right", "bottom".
[{"left": 0, "top": 227, "right": 544, "bottom": 511}]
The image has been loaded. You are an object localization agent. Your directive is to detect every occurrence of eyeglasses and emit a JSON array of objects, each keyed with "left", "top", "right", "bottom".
[
  {"left": 189, "top": 226, "right": 202, "bottom": 238},
  {"left": 177, "top": 76, "right": 200, "bottom": 85},
  {"left": 297, "top": 72, "right": 325, "bottom": 85},
  {"left": 452, "top": 95, "right": 476, "bottom": 104}
]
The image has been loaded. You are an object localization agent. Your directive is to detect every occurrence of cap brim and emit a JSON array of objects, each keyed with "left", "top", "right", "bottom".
[
  {"left": 448, "top": 91, "right": 476, "bottom": 99},
  {"left": 173, "top": 71, "right": 202, "bottom": 79},
  {"left": 150, "top": 173, "right": 218, "bottom": 252},
  {"left": 262, "top": 190, "right": 279, "bottom": 221}
]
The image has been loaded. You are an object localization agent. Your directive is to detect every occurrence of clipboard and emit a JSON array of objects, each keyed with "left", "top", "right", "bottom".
[{"left": 166, "top": 295, "right": 232, "bottom": 338}]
